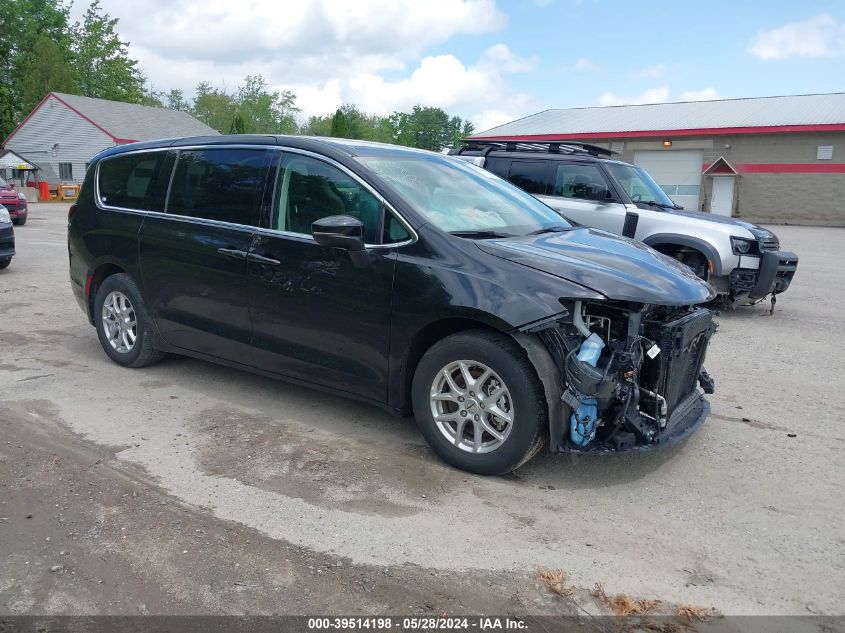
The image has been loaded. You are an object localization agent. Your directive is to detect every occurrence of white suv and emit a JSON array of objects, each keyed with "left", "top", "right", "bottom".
[{"left": 452, "top": 141, "right": 798, "bottom": 309}]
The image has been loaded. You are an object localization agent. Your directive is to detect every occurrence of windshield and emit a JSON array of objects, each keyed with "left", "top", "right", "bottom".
[
  {"left": 605, "top": 163, "right": 676, "bottom": 208},
  {"left": 356, "top": 152, "right": 571, "bottom": 236}
]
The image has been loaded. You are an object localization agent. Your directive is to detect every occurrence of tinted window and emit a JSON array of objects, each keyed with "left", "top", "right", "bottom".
[
  {"left": 553, "top": 163, "right": 613, "bottom": 202},
  {"left": 383, "top": 212, "right": 411, "bottom": 243},
  {"left": 506, "top": 161, "right": 549, "bottom": 195},
  {"left": 98, "top": 151, "right": 170, "bottom": 211},
  {"left": 275, "top": 154, "right": 381, "bottom": 243},
  {"left": 167, "top": 148, "right": 270, "bottom": 226}
]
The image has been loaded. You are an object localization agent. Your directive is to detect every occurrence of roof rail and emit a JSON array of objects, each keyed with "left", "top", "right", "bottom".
[{"left": 457, "top": 139, "right": 614, "bottom": 158}]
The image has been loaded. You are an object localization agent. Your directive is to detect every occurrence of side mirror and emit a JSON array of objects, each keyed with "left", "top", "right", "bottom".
[
  {"left": 312, "top": 215, "right": 371, "bottom": 267},
  {"left": 312, "top": 215, "right": 365, "bottom": 251}
]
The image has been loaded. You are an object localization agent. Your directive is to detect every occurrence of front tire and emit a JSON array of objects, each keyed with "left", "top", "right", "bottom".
[
  {"left": 13, "top": 216, "right": 26, "bottom": 226},
  {"left": 0, "top": 258, "right": 10, "bottom": 269},
  {"left": 94, "top": 273, "right": 164, "bottom": 368},
  {"left": 412, "top": 330, "right": 547, "bottom": 475}
]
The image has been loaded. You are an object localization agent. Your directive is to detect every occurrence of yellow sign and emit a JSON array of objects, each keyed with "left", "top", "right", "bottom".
[{"left": 15, "top": 164, "right": 31, "bottom": 170}]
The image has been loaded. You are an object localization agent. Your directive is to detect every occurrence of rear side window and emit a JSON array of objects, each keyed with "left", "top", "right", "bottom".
[
  {"left": 98, "top": 151, "right": 171, "bottom": 211},
  {"left": 506, "top": 161, "right": 549, "bottom": 195},
  {"left": 553, "top": 163, "right": 613, "bottom": 202},
  {"left": 167, "top": 148, "right": 271, "bottom": 226}
]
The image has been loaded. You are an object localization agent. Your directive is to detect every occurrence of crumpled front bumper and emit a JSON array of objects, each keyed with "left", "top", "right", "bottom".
[
  {"left": 558, "top": 391, "right": 710, "bottom": 454},
  {"left": 730, "top": 250, "right": 799, "bottom": 300}
]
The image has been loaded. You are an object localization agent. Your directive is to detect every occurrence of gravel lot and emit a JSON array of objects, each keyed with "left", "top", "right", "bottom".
[{"left": 1, "top": 203, "right": 843, "bottom": 617}]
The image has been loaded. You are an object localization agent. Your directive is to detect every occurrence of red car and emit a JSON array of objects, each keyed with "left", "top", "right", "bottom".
[{"left": 0, "top": 176, "right": 28, "bottom": 225}]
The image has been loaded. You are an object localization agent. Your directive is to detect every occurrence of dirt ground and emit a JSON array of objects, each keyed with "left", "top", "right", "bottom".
[{"left": 1, "top": 204, "right": 843, "bottom": 618}]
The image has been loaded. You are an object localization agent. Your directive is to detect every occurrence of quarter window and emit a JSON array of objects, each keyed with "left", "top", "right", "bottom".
[
  {"left": 275, "top": 154, "right": 381, "bottom": 243},
  {"left": 98, "top": 151, "right": 171, "bottom": 211},
  {"left": 553, "top": 164, "right": 612, "bottom": 202},
  {"left": 167, "top": 148, "right": 271, "bottom": 226},
  {"left": 506, "top": 161, "right": 549, "bottom": 195}
]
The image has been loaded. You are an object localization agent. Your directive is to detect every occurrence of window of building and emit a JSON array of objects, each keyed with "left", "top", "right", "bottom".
[
  {"left": 98, "top": 151, "right": 173, "bottom": 211},
  {"left": 167, "top": 148, "right": 271, "bottom": 227},
  {"left": 59, "top": 163, "right": 73, "bottom": 180},
  {"left": 506, "top": 161, "right": 549, "bottom": 195},
  {"left": 817, "top": 145, "right": 834, "bottom": 160},
  {"left": 275, "top": 154, "right": 381, "bottom": 243},
  {"left": 553, "top": 163, "right": 612, "bottom": 201}
]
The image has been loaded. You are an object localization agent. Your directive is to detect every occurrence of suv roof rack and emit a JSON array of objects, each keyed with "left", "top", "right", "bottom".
[{"left": 457, "top": 139, "right": 614, "bottom": 158}]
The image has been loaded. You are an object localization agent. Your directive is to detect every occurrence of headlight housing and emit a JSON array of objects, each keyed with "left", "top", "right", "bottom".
[
  {"left": 18, "top": 192, "right": 26, "bottom": 200},
  {"left": 0, "top": 206, "right": 10, "bottom": 224},
  {"left": 730, "top": 236, "right": 753, "bottom": 255}
]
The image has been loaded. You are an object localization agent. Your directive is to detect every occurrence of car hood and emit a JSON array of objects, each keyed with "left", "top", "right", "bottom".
[{"left": 475, "top": 228, "right": 715, "bottom": 305}]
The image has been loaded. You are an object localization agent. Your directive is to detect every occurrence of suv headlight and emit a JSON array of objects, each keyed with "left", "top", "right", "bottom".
[
  {"left": 18, "top": 192, "right": 26, "bottom": 200},
  {"left": 0, "top": 207, "right": 10, "bottom": 224},
  {"left": 730, "top": 236, "right": 753, "bottom": 255}
]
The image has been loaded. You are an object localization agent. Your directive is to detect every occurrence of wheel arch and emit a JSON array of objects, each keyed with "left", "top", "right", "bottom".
[
  {"left": 643, "top": 234, "right": 723, "bottom": 276},
  {"left": 86, "top": 261, "right": 127, "bottom": 323},
  {"left": 394, "top": 315, "right": 514, "bottom": 415}
]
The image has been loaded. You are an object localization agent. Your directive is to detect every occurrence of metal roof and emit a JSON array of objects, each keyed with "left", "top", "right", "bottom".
[
  {"left": 51, "top": 92, "right": 218, "bottom": 142},
  {"left": 472, "top": 93, "right": 845, "bottom": 138}
]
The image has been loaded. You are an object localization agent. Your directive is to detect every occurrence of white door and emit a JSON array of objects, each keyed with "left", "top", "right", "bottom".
[
  {"left": 710, "top": 177, "right": 735, "bottom": 216},
  {"left": 633, "top": 150, "right": 703, "bottom": 210}
]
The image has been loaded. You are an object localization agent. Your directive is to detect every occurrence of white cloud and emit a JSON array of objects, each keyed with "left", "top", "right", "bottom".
[
  {"left": 751, "top": 13, "right": 845, "bottom": 60},
  {"left": 679, "top": 88, "right": 720, "bottom": 101},
  {"left": 565, "top": 57, "right": 599, "bottom": 71},
  {"left": 472, "top": 109, "right": 517, "bottom": 132},
  {"left": 634, "top": 63, "right": 668, "bottom": 78},
  {"left": 84, "top": 0, "right": 527, "bottom": 123},
  {"left": 598, "top": 86, "right": 670, "bottom": 106}
]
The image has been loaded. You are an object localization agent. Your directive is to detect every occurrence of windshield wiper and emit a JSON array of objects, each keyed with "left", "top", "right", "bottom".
[
  {"left": 449, "top": 230, "right": 515, "bottom": 239},
  {"left": 526, "top": 226, "right": 572, "bottom": 236},
  {"left": 638, "top": 200, "right": 677, "bottom": 210}
]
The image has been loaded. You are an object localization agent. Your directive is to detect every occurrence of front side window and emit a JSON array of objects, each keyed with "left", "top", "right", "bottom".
[
  {"left": 59, "top": 163, "right": 73, "bottom": 180},
  {"left": 506, "top": 161, "right": 549, "bottom": 195},
  {"left": 605, "top": 163, "right": 676, "bottom": 207},
  {"left": 356, "top": 152, "right": 571, "bottom": 236},
  {"left": 553, "top": 163, "right": 613, "bottom": 202},
  {"left": 167, "top": 148, "right": 270, "bottom": 226},
  {"left": 274, "top": 154, "right": 381, "bottom": 243},
  {"left": 98, "top": 151, "right": 170, "bottom": 211}
]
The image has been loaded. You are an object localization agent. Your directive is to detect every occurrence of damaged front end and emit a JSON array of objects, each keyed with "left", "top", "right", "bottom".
[{"left": 521, "top": 300, "right": 717, "bottom": 453}]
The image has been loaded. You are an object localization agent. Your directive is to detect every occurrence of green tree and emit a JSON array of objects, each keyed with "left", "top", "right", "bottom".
[
  {"left": 191, "top": 81, "right": 237, "bottom": 133},
  {"left": 330, "top": 108, "right": 348, "bottom": 137},
  {"left": 0, "top": 0, "right": 74, "bottom": 138},
  {"left": 235, "top": 75, "right": 298, "bottom": 134},
  {"left": 164, "top": 88, "right": 190, "bottom": 112},
  {"left": 71, "top": 0, "right": 145, "bottom": 102},
  {"left": 17, "top": 33, "right": 77, "bottom": 115}
]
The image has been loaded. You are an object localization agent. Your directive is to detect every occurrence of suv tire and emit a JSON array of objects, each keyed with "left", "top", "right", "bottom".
[
  {"left": 412, "top": 330, "right": 546, "bottom": 475},
  {"left": 94, "top": 273, "right": 165, "bottom": 368},
  {"left": 0, "top": 258, "right": 10, "bottom": 269}
]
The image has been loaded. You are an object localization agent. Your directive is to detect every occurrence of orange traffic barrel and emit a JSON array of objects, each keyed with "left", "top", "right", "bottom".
[{"left": 38, "top": 181, "right": 50, "bottom": 200}]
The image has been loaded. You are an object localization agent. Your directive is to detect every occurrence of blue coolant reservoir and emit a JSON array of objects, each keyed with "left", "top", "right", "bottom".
[{"left": 570, "top": 333, "right": 605, "bottom": 446}]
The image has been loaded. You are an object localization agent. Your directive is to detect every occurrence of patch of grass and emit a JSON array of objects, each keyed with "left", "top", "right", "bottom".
[
  {"left": 676, "top": 603, "right": 720, "bottom": 624},
  {"left": 536, "top": 568, "right": 574, "bottom": 597}
]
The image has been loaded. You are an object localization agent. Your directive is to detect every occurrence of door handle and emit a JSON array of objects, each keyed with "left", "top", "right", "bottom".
[
  {"left": 247, "top": 253, "right": 281, "bottom": 266},
  {"left": 217, "top": 248, "right": 248, "bottom": 259}
]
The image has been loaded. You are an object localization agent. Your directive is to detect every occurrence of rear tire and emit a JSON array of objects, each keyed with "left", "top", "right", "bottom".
[
  {"left": 412, "top": 330, "right": 547, "bottom": 475},
  {"left": 0, "top": 258, "right": 10, "bottom": 269},
  {"left": 94, "top": 273, "right": 164, "bottom": 368}
]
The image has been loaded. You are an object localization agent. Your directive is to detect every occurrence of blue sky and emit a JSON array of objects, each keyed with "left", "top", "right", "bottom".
[{"left": 92, "top": 0, "right": 845, "bottom": 131}]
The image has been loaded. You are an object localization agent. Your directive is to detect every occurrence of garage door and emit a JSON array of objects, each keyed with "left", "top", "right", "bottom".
[{"left": 634, "top": 150, "right": 703, "bottom": 211}]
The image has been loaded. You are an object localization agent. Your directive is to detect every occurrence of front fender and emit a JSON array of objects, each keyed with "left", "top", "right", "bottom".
[{"left": 643, "top": 233, "right": 726, "bottom": 276}]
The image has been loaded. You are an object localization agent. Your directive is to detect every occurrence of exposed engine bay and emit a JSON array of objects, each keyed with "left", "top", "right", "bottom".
[{"left": 523, "top": 300, "right": 718, "bottom": 452}]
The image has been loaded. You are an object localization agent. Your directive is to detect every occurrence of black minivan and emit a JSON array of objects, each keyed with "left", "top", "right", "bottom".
[{"left": 69, "top": 135, "right": 718, "bottom": 474}]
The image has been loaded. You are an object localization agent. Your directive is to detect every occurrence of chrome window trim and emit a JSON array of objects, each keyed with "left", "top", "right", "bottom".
[{"left": 93, "top": 142, "right": 419, "bottom": 249}]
